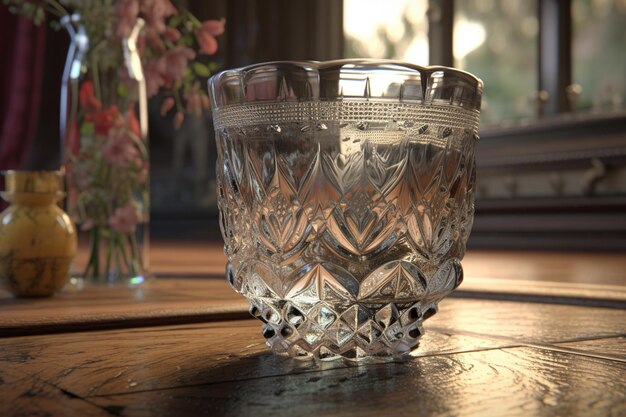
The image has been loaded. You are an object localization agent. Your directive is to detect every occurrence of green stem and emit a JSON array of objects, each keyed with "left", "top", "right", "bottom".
[
  {"left": 91, "top": 50, "right": 102, "bottom": 103},
  {"left": 44, "top": 5, "right": 66, "bottom": 19},
  {"left": 46, "top": 0, "right": 68, "bottom": 16},
  {"left": 93, "top": 225, "right": 100, "bottom": 280},
  {"left": 114, "top": 239, "right": 122, "bottom": 279},
  {"left": 129, "top": 231, "right": 141, "bottom": 275},
  {"left": 88, "top": 41, "right": 108, "bottom": 104},
  {"left": 117, "top": 233, "right": 136, "bottom": 277},
  {"left": 184, "top": 8, "right": 202, "bottom": 27},
  {"left": 83, "top": 228, "right": 95, "bottom": 278},
  {"left": 84, "top": 226, "right": 100, "bottom": 280},
  {"left": 125, "top": 121, "right": 149, "bottom": 159},
  {"left": 105, "top": 229, "right": 114, "bottom": 280},
  {"left": 173, "top": 89, "right": 185, "bottom": 113}
]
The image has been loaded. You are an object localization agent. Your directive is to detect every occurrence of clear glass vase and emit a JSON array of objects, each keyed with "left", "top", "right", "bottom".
[
  {"left": 60, "top": 14, "right": 150, "bottom": 287},
  {"left": 209, "top": 60, "right": 483, "bottom": 361}
]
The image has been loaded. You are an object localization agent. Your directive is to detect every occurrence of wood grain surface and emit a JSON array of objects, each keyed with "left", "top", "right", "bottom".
[
  {"left": 88, "top": 347, "right": 626, "bottom": 417},
  {"left": 432, "top": 298, "right": 626, "bottom": 345},
  {"left": 557, "top": 336, "right": 626, "bottom": 358},
  {"left": 0, "top": 279, "right": 249, "bottom": 336},
  {"left": 0, "top": 320, "right": 518, "bottom": 398},
  {"left": 2, "top": 243, "right": 625, "bottom": 337},
  {"left": 1, "top": 242, "right": 625, "bottom": 416},
  {"left": 2, "top": 278, "right": 624, "bottom": 338},
  {"left": 0, "top": 368, "right": 110, "bottom": 417},
  {"left": 1, "top": 311, "right": 624, "bottom": 416}
]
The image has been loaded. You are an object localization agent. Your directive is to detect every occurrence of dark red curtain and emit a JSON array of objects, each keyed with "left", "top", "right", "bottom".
[{"left": 0, "top": 7, "right": 46, "bottom": 171}]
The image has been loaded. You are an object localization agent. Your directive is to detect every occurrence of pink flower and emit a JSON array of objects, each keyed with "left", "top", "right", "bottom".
[
  {"left": 137, "top": 163, "right": 149, "bottom": 184},
  {"left": 81, "top": 218, "right": 95, "bottom": 232},
  {"left": 102, "top": 128, "right": 138, "bottom": 167},
  {"left": 161, "top": 46, "right": 196, "bottom": 86},
  {"left": 108, "top": 204, "right": 139, "bottom": 234},
  {"left": 173, "top": 111, "right": 184, "bottom": 129},
  {"left": 116, "top": 0, "right": 140, "bottom": 38},
  {"left": 164, "top": 27, "right": 181, "bottom": 42},
  {"left": 144, "top": 47, "right": 194, "bottom": 96},
  {"left": 195, "top": 19, "right": 225, "bottom": 55},
  {"left": 144, "top": 59, "right": 167, "bottom": 96},
  {"left": 186, "top": 93, "right": 202, "bottom": 116},
  {"left": 142, "top": 0, "right": 177, "bottom": 34},
  {"left": 132, "top": 154, "right": 144, "bottom": 169},
  {"left": 185, "top": 82, "right": 202, "bottom": 116},
  {"left": 160, "top": 97, "right": 175, "bottom": 115},
  {"left": 200, "top": 94, "right": 209, "bottom": 110},
  {"left": 144, "top": 29, "right": 165, "bottom": 53}
]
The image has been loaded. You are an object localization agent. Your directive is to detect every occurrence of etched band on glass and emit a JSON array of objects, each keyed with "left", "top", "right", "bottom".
[{"left": 213, "top": 101, "right": 481, "bottom": 133}]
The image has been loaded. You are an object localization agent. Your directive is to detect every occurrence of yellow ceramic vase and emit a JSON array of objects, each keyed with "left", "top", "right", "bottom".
[{"left": 0, "top": 171, "right": 77, "bottom": 297}]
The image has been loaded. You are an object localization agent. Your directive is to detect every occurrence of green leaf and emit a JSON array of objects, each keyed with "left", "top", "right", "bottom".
[
  {"left": 208, "top": 62, "right": 221, "bottom": 73},
  {"left": 169, "top": 15, "right": 182, "bottom": 28},
  {"left": 192, "top": 62, "right": 210, "bottom": 77},
  {"left": 117, "top": 83, "right": 129, "bottom": 98},
  {"left": 184, "top": 67, "right": 193, "bottom": 79},
  {"left": 182, "top": 34, "right": 194, "bottom": 47},
  {"left": 80, "top": 122, "right": 94, "bottom": 136},
  {"left": 34, "top": 7, "right": 45, "bottom": 25}
]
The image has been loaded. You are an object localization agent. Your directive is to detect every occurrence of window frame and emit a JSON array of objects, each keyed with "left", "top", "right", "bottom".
[{"left": 426, "top": 0, "right": 626, "bottom": 250}]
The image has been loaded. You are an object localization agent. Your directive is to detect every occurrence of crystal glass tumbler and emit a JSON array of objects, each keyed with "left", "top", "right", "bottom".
[{"left": 209, "top": 60, "right": 482, "bottom": 361}]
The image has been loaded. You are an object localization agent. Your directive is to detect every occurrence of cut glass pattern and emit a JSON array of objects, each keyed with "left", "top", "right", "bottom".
[{"left": 210, "top": 60, "right": 482, "bottom": 361}]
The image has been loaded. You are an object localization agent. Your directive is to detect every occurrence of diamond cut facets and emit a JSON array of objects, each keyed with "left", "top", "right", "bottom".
[
  {"left": 374, "top": 303, "right": 399, "bottom": 328},
  {"left": 300, "top": 322, "right": 325, "bottom": 345},
  {"left": 428, "top": 258, "right": 463, "bottom": 294},
  {"left": 238, "top": 260, "right": 461, "bottom": 360},
  {"left": 357, "top": 322, "right": 383, "bottom": 345},
  {"left": 333, "top": 320, "right": 354, "bottom": 346},
  {"left": 318, "top": 346, "right": 340, "bottom": 360},
  {"left": 340, "top": 304, "right": 370, "bottom": 330},
  {"left": 285, "top": 304, "right": 305, "bottom": 328},
  {"left": 359, "top": 261, "right": 426, "bottom": 301},
  {"left": 315, "top": 305, "right": 337, "bottom": 329}
]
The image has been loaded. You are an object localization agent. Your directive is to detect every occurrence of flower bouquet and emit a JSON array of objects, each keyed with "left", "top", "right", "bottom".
[{"left": 4, "top": 0, "right": 224, "bottom": 284}]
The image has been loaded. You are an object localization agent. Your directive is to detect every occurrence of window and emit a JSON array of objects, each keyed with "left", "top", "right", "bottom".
[
  {"left": 344, "top": 0, "right": 429, "bottom": 64},
  {"left": 344, "top": 0, "right": 626, "bottom": 127},
  {"left": 573, "top": 0, "right": 626, "bottom": 113},
  {"left": 455, "top": 1, "right": 538, "bottom": 126}
]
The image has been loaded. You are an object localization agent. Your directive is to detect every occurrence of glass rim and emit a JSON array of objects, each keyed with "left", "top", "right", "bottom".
[
  {"left": 208, "top": 59, "right": 483, "bottom": 111},
  {"left": 212, "top": 59, "right": 483, "bottom": 81}
]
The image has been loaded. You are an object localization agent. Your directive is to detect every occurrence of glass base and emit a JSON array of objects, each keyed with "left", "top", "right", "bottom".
[{"left": 246, "top": 296, "right": 440, "bottom": 361}]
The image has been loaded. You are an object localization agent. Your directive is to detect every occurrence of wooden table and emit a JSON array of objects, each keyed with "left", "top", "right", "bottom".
[{"left": 1, "top": 243, "right": 625, "bottom": 417}]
